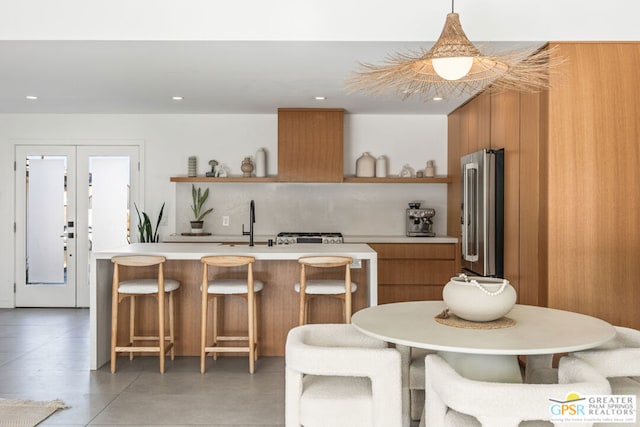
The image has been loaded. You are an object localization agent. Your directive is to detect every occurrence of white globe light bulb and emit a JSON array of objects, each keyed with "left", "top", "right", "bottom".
[{"left": 432, "top": 57, "right": 473, "bottom": 80}]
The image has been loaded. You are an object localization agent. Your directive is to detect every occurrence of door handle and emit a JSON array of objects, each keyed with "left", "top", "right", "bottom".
[{"left": 462, "top": 163, "right": 479, "bottom": 262}]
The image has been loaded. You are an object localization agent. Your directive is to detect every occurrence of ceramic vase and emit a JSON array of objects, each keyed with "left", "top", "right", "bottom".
[
  {"left": 375, "top": 156, "right": 387, "bottom": 178},
  {"left": 425, "top": 160, "right": 435, "bottom": 178},
  {"left": 241, "top": 157, "right": 254, "bottom": 177},
  {"left": 188, "top": 156, "right": 197, "bottom": 177},
  {"left": 442, "top": 275, "right": 516, "bottom": 322},
  {"left": 356, "top": 152, "right": 375, "bottom": 177},
  {"left": 255, "top": 148, "right": 266, "bottom": 177}
]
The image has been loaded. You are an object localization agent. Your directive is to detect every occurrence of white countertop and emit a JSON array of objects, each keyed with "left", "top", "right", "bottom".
[
  {"left": 92, "top": 242, "right": 377, "bottom": 261},
  {"left": 162, "top": 234, "right": 458, "bottom": 244}
]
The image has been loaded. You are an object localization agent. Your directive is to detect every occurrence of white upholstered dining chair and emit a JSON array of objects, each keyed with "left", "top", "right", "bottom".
[
  {"left": 571, "top": 326, "right": 640, "bottom": 426},
  {"left": 422, "top": 353, "right": 610, "bottom": 427},
  {"left": 285, "top": 323, "right": 402, "bottom": 427},
  {"left": 395, "top": 346, "right": 435, "bottom": 422}
]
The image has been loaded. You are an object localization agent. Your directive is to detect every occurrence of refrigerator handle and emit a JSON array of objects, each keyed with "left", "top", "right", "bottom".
[{"left": 462, "top": 162, "right": 479, "bottom": 262}]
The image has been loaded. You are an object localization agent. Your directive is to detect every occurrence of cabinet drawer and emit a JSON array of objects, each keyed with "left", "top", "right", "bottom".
[
  {"left": 378, "top": 259, "right": 455, "bottom": 285},
  {"left": 370, "top": 243, "right": 456, "bottom": 260},
  {"left": 378, "top": 285, "right": 445, "bottom": 304}
]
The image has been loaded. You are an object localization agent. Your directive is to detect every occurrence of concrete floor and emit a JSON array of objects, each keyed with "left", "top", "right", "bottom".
[{"left": 0, "top": 308, "right": 284, "bottom": 426}]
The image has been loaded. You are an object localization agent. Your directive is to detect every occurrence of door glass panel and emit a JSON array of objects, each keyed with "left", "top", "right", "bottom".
[
  {"left": 26, "top": 156, "right": 67, "bottom": 285},
  {"left": 89, "top": 156, "right": 131, "bottom": 253}
]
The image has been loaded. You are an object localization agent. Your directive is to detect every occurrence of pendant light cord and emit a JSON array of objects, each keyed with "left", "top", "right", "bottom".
[{"left": 451, "top": 0, "right": 455, "bottom": 13}]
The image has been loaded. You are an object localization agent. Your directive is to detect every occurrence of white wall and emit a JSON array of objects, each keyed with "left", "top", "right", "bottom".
[{"left": 0, "top": 113, "right": 446, "bottom": 307}]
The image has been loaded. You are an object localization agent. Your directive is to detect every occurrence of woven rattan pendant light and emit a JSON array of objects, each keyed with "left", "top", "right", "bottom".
[{"left": 347, "top": 1, "right": 560, "bottom": 100}]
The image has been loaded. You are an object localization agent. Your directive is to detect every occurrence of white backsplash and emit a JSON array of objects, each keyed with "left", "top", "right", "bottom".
[{"left": 175, "top": 182, "right": 448, "bottom": 237}]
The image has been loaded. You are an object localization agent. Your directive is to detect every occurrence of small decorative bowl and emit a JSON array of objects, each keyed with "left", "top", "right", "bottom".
[{"left": 442, "top": 274, "right": 516, "bottom": 322}]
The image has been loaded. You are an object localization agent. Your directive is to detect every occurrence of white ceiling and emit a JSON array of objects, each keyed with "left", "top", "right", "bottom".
[
  {"left": 2, "top": 0, "right": 637, "bottom": 116},
  {"left": 0, "top": 40, "right": 545, "bottom": 115}
]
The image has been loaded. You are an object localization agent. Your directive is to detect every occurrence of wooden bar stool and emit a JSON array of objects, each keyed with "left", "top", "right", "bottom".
[
  {"left": 200, "top": 255, "right": 263, "bottom": 374},
  {"left": 294, "top": 256, "right": 357, "bottom": 325},
  {"left": 110, "top": 255, "right": 180, "bottom": 373}
]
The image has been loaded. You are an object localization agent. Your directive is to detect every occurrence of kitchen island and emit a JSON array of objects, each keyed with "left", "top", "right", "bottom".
[{"left": 90, "top": 242, "right": 377, "bottom": 370}]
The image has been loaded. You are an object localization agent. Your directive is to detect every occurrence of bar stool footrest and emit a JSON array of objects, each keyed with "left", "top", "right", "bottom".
[
  {"left": 205, "top": 346, "right": 251, "bottom": 353},
  {"left": 115, "top": 343, "right": 174, "bottom": 354},
  {"left": 215, "top": 336, "right": 250, "bottom": 342}
]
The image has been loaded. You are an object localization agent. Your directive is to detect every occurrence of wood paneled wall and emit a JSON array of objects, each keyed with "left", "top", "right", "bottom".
[
  {"left": 545, "top": 43, "right": 640, "bottom": 328},
  {"left": 448, "top": 42, "right": 640, "bottom": 329},
  {"left": 519, "top": 91, "right": 546, "bottom": 306}
]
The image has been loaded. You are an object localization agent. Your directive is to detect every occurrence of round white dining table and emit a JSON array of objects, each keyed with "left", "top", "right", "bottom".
[{"left": 351, "top": 301, "right": 616, "bottom": 427}]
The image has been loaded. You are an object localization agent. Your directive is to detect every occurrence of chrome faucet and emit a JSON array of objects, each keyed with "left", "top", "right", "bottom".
[{"left": 242, "top": 200, "right": 256, "bottom": 246}]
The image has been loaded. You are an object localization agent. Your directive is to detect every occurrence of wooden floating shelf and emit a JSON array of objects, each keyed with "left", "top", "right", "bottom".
[
  {"left": 170, "top": 176, "right": 451, "bottom": 184},
  {"left": 342, "top": 176, "right": 452, "bottom": 184},
  {"left": 170, "top": 176, "right": 279, "bottom": 183}
]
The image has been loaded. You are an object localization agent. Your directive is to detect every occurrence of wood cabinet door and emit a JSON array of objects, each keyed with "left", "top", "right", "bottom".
[
  {"left": 447, "top": 91, "right": 490, "bottom": 240},
  {"left": 277, "top": 108, "right": 344, "bottom": 182},
  {"left": 370, "top": 243, "right": 458, "bottom": 304},
  {"left": 456, "top": 91, "right": 491, "bottom": 156},
  {"left": 469, "top": 90, "right": 491, "bottom": 153},
  {"left": 447, "top": 111, "right": 462, "bottom": 239},
  {"left": 490, "top": 89, "right": 521, "bottom": 299}
]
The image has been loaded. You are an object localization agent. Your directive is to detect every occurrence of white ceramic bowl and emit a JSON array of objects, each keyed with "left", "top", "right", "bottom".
[{"left": 442, "top": 275, "right": 516, "bottom": 322}]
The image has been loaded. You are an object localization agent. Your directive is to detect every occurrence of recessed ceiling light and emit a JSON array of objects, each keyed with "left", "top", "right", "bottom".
[
  {"left": 172, "top": 96, "right": 184, "bottom": 101},
  {"left": 433, "top": 96, "right": 444, "bottom": 101},
  {"left": 314, "top": 96, "right": 327, "bottom": 100},
  {"left": 26, "top": 95, "right": 38, "bottom": 100}
]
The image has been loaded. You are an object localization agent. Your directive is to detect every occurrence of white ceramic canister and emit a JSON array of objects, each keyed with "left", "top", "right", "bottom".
[
  {"left": 255, "top": 148, "right": 266, "bottom": 177},
  {"left": 425, "top": 160, "right": 435, "bottom": 178},
  {"left": 442, "top": 275, "right": 516, "bottom": 322},
  {"left": 375, "top": 156, "right": 387, "bottom": 177},
  {"left": 356, "top": 152, "right": 376, "bottom": 177}
]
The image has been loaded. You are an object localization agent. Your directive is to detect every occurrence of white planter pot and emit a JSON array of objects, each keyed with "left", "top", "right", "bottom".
[
  {"left": 190, "top": 220, "right": 204, "bottom": 234},
  {"left": 443, "top": 275, "right": 516, "bottom": 322}
]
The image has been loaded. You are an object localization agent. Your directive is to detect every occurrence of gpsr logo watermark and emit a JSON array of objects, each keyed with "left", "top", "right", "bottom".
[{"left": 549, "top": 393, "right": 636, "bottom": 423}]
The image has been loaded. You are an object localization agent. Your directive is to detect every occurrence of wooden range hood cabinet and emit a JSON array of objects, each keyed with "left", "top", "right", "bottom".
[{"left": 277, "top": 108, "right": 344, "bottom": 182}]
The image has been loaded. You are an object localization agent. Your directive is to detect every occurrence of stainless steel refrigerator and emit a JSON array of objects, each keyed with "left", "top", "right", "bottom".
[{"left": 461, "top": 148, "right": 504, "bottom": 277}]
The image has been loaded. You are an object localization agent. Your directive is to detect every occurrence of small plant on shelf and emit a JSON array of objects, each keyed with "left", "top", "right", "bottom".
[{"left": 190, "top": 184, "right": 213, "bottom": 234}]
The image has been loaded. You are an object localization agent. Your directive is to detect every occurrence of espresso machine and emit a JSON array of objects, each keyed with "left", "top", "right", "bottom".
[{"left": 406, "top": 202, "right": 436, "bottom": 237}]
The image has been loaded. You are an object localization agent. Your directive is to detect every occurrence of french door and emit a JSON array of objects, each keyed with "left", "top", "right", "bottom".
[{"left": 15, "top": 145, "right": 140, "bottom": 307}]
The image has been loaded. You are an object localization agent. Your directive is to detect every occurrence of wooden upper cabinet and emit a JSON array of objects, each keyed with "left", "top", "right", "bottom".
[
  {"left": 447, "top": 111, "right": 462, "bottom": 239},
  {"left": 469, "top": 90, "right": 491, "bottom": 153},
  {"left": 458, "top": 102, "right": 470, "bottom": 155},
  {"left": 457, "top": 90, "right": 491, "bottom": 156},
  {"left": 490, "top": 90, "right": 520, "bottom": 150},
  {"left": 277, "top": 108, "right": 344, "bottom": 182}
]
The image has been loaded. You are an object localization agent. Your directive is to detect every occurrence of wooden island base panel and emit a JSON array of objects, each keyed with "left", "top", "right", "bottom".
[{"left": 90, "top": 243, "right": 377, "bottom": 369}]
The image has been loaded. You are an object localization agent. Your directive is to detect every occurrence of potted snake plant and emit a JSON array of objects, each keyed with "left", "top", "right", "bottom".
[
  {"left": 134, "top": 202, "right": 165, "bottom": 242},
  {"left": 190, "top": 184, "right": 213, "bottom": 234}
]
